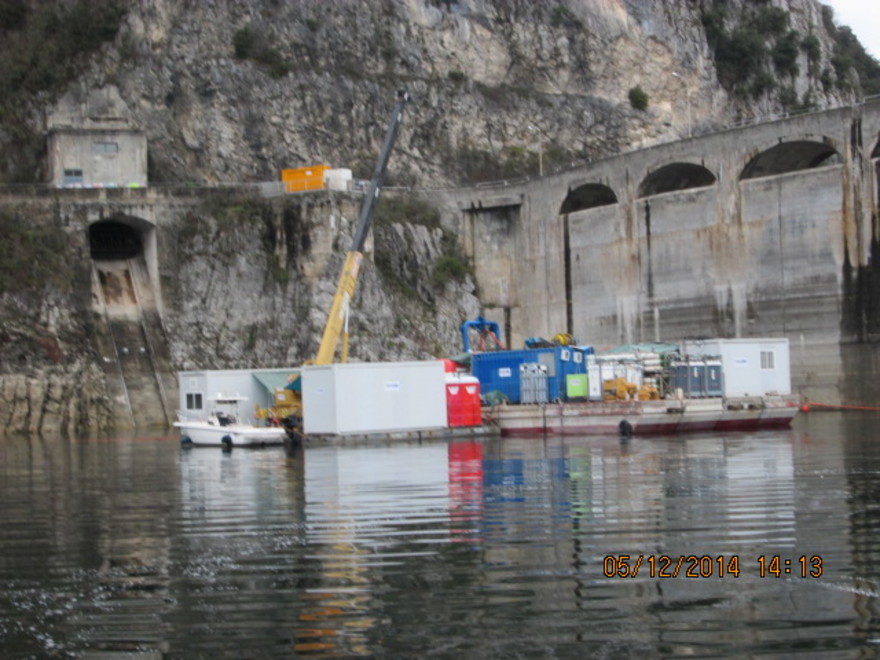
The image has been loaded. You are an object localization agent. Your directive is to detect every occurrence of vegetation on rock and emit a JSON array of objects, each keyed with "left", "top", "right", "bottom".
[
  {"left": 0, "top": 210, "right": 71, "bottom": 295},
  {"left": 628, "top": 86, "right": 649, "bottom": 111},
  {"left": 233, "top": 24, "right": 290, "bottom": 79},
  {"left": 702, "top": 0, "right": 880, "bottom": 106}
]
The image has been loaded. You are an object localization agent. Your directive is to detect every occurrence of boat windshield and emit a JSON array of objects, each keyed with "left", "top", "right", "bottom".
[{"left": 209, "top": 397, "right": 248, "bottom": 425}]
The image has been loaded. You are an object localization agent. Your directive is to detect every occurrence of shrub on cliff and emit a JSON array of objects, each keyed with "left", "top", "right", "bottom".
[
  {"left": 628, "top": 86, "right": 649, "bottom": 111},
  {"left": 233, "top": 24, "right": 290, "bottom": 78}
]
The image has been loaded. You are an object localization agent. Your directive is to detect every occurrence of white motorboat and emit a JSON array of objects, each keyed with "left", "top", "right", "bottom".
[{"left": 174, "top": 396, "right": 286, "bottom": 449}]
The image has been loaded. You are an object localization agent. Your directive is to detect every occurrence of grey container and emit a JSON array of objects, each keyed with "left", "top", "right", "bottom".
[
  {"left": 520, "top": 362, "right": 549, "bottom": 404},
  {"left": 670, "top": 358, "right": 724, "bottom": 398},
  {"left": 705, "top": 359, "right": 723, "bottom": 397}
]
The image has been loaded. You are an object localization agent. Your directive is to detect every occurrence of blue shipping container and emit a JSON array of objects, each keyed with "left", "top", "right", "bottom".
[{"left": 471, "top": 347, "right": 587, "bottom": 403}]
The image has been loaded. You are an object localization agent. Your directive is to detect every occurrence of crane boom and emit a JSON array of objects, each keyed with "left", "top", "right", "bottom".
[
  {"left": 313, "top": 89, "right": 409, "bottom": 365},
  {"left": 350, "top": 90, "right": 409, "bottom": 252}
]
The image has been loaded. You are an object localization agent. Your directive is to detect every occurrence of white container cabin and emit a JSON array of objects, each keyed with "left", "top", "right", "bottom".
[
  {"left": 681, "top": 338, "right": 791, "bottom": 398},
  {"left": 301, "top": 361, "right": 447, "bottom": 436}
]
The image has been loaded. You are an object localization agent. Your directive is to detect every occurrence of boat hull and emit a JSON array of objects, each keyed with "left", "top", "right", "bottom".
[
  {"left": 174, "top": 422, "right": 286, "bottom": 447},
  {"left": 485, "top": 396, "right": 800, "bottom": 437}
]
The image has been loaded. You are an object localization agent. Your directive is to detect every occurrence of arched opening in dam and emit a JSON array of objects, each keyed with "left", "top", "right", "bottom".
[
  {"left": 560, "top": 183, "right": 618, "bottom": 214},
  {"left": 637, "top": 162, "right": 717, "bottom": 198},
  {"left": 632, "top": 163, "right": 719, "bottom": 342},
  {"left": 740, "top": 139, "right": 840, "bottom": 179},
  {"left": 558, "top": 183, "right": 619, "bottom": 335}
]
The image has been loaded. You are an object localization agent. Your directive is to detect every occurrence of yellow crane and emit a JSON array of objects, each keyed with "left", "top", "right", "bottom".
[
  {"left": 270, "top": 90, "right": 409, "bottom": 430},
  {"left": 314, "top": 88, "right": 409, "bottom": 363}
]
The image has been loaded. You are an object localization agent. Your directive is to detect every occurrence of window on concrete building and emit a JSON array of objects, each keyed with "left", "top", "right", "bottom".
[
  {"left": 186, "top": 393, "right": 203, "bottom": 410},
  {"left": 62, "top": 168, "right": 83, "bottom": 185},
  {"left": 93, "top": 141, "right": 119, "bottom": 155},
  {"left": 760, "top": 350, "right": 775, "bottom": 370}
]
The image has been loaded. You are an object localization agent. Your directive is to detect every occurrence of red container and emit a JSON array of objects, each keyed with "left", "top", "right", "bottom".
[{"left": 446, "top": 374, "right": 482, "bottom": 427}]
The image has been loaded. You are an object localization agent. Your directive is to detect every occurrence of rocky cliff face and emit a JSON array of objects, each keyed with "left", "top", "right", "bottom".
[
  {"left": 160, "top": 189, "right": 479, "bottom": 371},
  {"left": 0, "top": 194, "right": 114, "bottom": 435},
  {"left": 26, "top": 0, "right": 862, "bottom": 187}
]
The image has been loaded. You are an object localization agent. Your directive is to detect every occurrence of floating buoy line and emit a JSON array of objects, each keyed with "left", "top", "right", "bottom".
[{"left": 800, "top": 402, "right": 880, "bottom": 413}]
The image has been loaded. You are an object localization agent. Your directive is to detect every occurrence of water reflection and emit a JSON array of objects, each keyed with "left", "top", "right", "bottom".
[
  {"left": 1, "top": 416, "right": 879, "bottom": 657},
  {"left": 563, "top": 432, "right": 853, "bottom": 657},
  {"left": 0, "top": 434, "right": 178, "bottom": 655},
  {"left": 297, "top": 444, "right": 451, "bottom": 655}
]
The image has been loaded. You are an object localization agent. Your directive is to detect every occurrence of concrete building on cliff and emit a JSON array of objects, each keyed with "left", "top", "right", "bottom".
[{"left": 45, "top": 86, "right": 147, "bottom": 189}]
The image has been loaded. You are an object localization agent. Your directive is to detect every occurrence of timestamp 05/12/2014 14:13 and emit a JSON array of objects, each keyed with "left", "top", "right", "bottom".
[{"left": 602, "top": 554, "right": 824, "bottom": 579}]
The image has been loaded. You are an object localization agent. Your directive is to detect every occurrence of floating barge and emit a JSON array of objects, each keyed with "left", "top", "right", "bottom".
[
  {"left": 464, "top": 331, "right": 801, "bottom": 437},
  {"left": 483, "top": 395, "right": 800, "bottom": 437}
]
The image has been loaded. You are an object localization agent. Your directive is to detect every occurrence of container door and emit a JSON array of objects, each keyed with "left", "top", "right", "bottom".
[
  {"left": 706, "top": 362, "right": 723, "bottom": 397},
  {"left": 520, "top": 363, "right": 549, "bottom": 404}
]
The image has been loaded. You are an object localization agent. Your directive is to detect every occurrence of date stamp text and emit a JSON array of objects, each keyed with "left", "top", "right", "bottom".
[{"left": 602, "top": 554, "right": 823, "bottom": 578}]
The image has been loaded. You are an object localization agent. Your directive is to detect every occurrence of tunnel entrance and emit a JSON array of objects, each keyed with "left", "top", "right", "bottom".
[
  {"left": 88, "top": 213, "right": 172, "bottom": 428},
  {"left": 89, "top": 220, "right": 142, "bottom": 260}
]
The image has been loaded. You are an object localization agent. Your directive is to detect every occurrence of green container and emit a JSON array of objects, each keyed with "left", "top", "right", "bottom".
[{"left": 566, "top": 373, "right": 588, "bottom": 400}]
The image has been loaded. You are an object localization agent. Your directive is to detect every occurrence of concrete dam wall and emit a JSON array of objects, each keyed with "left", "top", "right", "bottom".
[{"left": 442, "top": 99, "right": 880, "bottom": 405}]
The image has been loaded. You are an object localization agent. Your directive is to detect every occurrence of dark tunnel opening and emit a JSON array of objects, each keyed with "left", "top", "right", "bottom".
[
  {"left": 560, "top": 183, "right": 618, "bottom": 214},
  {"left": 740, "top": 140, "right": 840, "bottom": 179},
  {"left": 638, "top": 163, "right": 717, "bottom": 198},
  {"left": 89, "top": 220, "right": 143, "bottom": 260}
]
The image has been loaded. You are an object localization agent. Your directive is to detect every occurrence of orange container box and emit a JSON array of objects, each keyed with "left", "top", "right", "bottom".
[{"left": 280, "top": 165, "right": 330, "bottom": 193}]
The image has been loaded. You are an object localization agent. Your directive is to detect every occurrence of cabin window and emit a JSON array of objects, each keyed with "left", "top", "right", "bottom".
[
  {"left": 186, "top": 392, "right": 203, "bottom": 410},
  {"left": 93, "top": 141, "right": 119, "bottom": 155},
  {"left": 63, "top": 168, "right": 83, "bottom": 185},
  {"left": 760, "top": 350, "right": 775, "bottom": 370}
]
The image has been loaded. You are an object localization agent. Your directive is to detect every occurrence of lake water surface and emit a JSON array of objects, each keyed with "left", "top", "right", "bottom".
[{"left": 2, "top": 412, "right": 880, "bottom": 658}]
